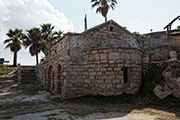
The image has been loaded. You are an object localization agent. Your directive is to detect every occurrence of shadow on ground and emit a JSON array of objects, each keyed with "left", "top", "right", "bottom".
[{"left": 0, "top": 70, "right": 180, "bottom": 120}]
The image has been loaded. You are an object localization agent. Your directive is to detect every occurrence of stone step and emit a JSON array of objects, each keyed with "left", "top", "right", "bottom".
[
  {"left": 22, "top": 71, "right": 35, "bottom": 72},
  {"left": 21, "top": 74, "right": 36, "bottom": 76},
  {"left": 22, "top": 77, "right": 36, "bottom": 79},
  {"left": 21, "top": 77, "right": 36, "bottom": 80},
  {"left": 21, "top": 71, "right": 35, "bottom": 73},
  {"left": 21, "top": 78, "right": 36, "bottom": 81},
  {"left": 20, "top": 66, "right": 37, "bottom": 84}
]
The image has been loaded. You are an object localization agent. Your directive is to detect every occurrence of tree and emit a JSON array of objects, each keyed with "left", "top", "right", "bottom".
[
  {"left": 91, "top": 0, "right": 117, "bottom": 22},
  {"left": 25, "top": 28, "right": 42, "bottom": 65},
  {"left": 40, "top": 24, "right": 55, "bottom": 55},
  {"left": 53, "top": 30, "right": 63, "bottom": 40},
  {"left": 40, "top": 24, "right": 63, "bottom": 55},
  {"left": 40, "top": 23, "right": 55, "bottom": 44},
  {"left": 24, "top": 24, "right": 63, "bottom": 64},
  {"left": 177, "top": 25, "right": 180, "bottom": 30},
  {"left": 3, "top": 28, "right": 25, "bottom": 66}
]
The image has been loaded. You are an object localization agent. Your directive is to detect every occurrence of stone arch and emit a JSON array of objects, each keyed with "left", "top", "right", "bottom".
[
  {"left": 57, "top": 64, "right": 62, "bottom": 94},
  {"left": 43, "top": 69, "right": 46, "bottom": 86},
  {"left": 47, "top": 65, "right": 53, "bottom": 91},
  {"left": 51, "top": 71, "right": 55, "bottom": 93}
]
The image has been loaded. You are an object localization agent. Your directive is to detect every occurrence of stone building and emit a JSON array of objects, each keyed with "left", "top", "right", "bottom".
[
  {"left": 139, "top": 16, "right": 180, "bottom": 64},
  {"left": 140, "top": 31, "right": 172, "bottom": 63},
  {"left": 140, "top": 30, "right": 180, "bottom": 64},
  {"left": 36, "top": 20, "right": 142, "bottom": 99}
]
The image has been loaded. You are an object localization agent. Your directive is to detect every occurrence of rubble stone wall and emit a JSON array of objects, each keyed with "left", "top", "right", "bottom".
[
  {"left": 36, "top": 36, "right": 69, "bottom": 98},
  {"left": 36, "top": 20, "right": 142, "bottom": 99},
  {"left": 65, "top": 48, "right": 142, "bottom": 98},
  {"left": 138, "top": 32, "right": 173, "bottom": 64}
]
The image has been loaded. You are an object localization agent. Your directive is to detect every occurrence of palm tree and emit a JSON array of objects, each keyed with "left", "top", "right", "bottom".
[
  {"left": 25, "top": 28, "right": 42, "bottom": 65},
  {"left": 40, "top": 23, "right": 55, "bottom": 44},
  {"left": 3, "top": 28, "right": 25, "bottom": 66},
  {"left": 53, "top": 30, "right": 63, "bottom": 41},
  {"left": 40, "top": 24, "right": 55, "bottom": 55},
  {"left": 91, "top": 0, "right": 117, "bottom": 22},
  {"left": 40, "top": 24, "right": 63, "bottom": 55}
]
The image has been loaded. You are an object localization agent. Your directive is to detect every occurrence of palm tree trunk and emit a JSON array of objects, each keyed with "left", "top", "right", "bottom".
[
  {"left": 13, "top": 51, "right": 17, "bottom": 67},
  {"left": 105, "top": 16, "right": 107, "bottom": 22},
  {"left": 36, "top": 53, "right": 39, "bottom": 65}
]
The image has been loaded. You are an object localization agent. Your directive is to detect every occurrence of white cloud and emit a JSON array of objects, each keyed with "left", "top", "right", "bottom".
[
  {"left": 128, "top": 18, "right": 159, "bottom": 34},
  {"left": 125, "top": 18, "right": 169, "bottom": 34},
  {"left": 0, "top": 0, "right": 74, "bottom": 65},
  {"left": 76, "top": 25, "right": 84, "bottom": 33}
]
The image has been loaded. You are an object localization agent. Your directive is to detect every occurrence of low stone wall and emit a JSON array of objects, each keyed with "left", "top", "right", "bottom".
[{"left": 65, "top": 47, "right": 142, "bottom": 98}]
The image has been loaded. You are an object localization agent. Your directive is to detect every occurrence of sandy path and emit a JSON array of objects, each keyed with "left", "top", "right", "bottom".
[{"left": 9, "top": 109, "right": 156, "bottom": 120}]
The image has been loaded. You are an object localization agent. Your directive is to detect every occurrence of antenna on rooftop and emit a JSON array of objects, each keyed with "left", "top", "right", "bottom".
[
  {"left": 150, "top": 29, "right": 153, "bottom": 33},
  {"left": 84, "top": 14, "right": 87, "bottom": 31}
]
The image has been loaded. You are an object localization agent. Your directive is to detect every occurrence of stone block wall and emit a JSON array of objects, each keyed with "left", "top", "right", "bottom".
[
  {"left": 36, "top": 36, "right": 69, "bottom": 98},
  {"left": 65, "top": 48, "right": 142, "bottom": 98},
  {"left": 138, "top": 31, "right": 175, "bottom": 64},
  {"left": 36, "top": 20, "right": 143, "bottom": 99},
  {"left": 139, "top": 32, "right": 171, "bottom": 62}
]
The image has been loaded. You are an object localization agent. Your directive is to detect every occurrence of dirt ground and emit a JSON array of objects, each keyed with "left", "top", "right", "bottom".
[{"left": 0, "top": 71, "right": 180, "bottom": 120}]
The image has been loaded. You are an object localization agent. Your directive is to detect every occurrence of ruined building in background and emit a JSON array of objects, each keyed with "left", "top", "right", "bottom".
[
  {"left": 141, "top": 16, "right": 180, "bottom": 99},
  {"left": 36, "top": 20, "right": 142, "bottom": 98},
  {"left": 140, "top": 16, "right": 180, "bottom": 64}
]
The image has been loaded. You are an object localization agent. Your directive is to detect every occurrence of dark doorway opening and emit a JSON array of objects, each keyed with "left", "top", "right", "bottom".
[
  {"left": 57, "top": 64, "right": 62, "bottom": 94},
  {"left": 48, "top": 65, "right": 53, "bottom": 90},
  {"left": 122, "top": 67, "right": 128, "bottom": 84}
]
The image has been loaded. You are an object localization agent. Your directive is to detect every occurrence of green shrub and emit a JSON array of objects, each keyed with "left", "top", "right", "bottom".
[
  {"left": 140, "top": 64, "right": 164, "bottom": 97},
  {"left": 140, "top": 34, "right": 151, "bottom": 39},
  {"left": 0, "top": 65, "right": 13, "bottom": 75}
]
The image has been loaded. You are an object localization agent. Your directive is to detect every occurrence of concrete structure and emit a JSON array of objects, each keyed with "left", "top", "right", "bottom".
[{"left": 36, "top": 20, "right": 143, "bottom": 98}]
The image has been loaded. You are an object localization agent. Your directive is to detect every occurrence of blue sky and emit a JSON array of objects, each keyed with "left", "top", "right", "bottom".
[
  {"left": 0, "top": 0, "right": 180, "bottom": 65},
  {"left": 49, "top": 0, "right": 180, "bottom": 33}
]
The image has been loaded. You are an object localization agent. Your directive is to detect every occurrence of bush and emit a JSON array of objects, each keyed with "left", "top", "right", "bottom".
[
  {"left": 140, "top": 34, "right": 151, "bottom": 39},
  {"left": 0, "top": 65, "right": 13, "bottom": 75},
  {"left": 140, "top": 64, "right": 164, "bottom": 97}
]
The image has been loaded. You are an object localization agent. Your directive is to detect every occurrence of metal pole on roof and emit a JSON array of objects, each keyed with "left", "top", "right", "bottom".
[{"left": 84, "top": 14, "right": 87, "bottom": 31}]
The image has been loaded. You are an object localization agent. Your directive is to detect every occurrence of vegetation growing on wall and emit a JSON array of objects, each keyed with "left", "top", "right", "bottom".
[
  {"left": 139, "top": 34, "right": 151, "bottom": 39},
  {"left": 133, "top": 32, "right": 151, "bottom": 39},
  {"left": 140, "top": 64, "right": 164, "bottom": 97}
]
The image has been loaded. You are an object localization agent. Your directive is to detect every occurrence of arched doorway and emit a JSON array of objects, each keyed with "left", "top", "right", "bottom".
[
  {"left": 43, "top": 69, "right": 46, "bottom": 86},
  {"left": 51, "top": 71, "right": 55, "bottom": 93},
  {"left": 57, "top": 64, "right": 62, "bottom": 94},
  {"left": 47, "top": 65, "right": 53, "bottom": 91}
]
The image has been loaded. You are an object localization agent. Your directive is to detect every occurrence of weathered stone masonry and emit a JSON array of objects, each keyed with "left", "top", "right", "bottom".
[
  {"left": 36, "top": 36, "right": 69, "bottom": 97},
  {"left": 67, "top": 48, "right": 142, "bottom": 97},
  {"left": 36, "top": 20, "right": 142, "bottom": 99}
]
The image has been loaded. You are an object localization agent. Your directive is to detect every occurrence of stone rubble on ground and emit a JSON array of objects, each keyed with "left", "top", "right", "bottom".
[
  {"left": 154, "top": 84, "right": 173, "bottom": 99},
  {"left": 154, "top": 61, "right": 180, "bottom": 99}
]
